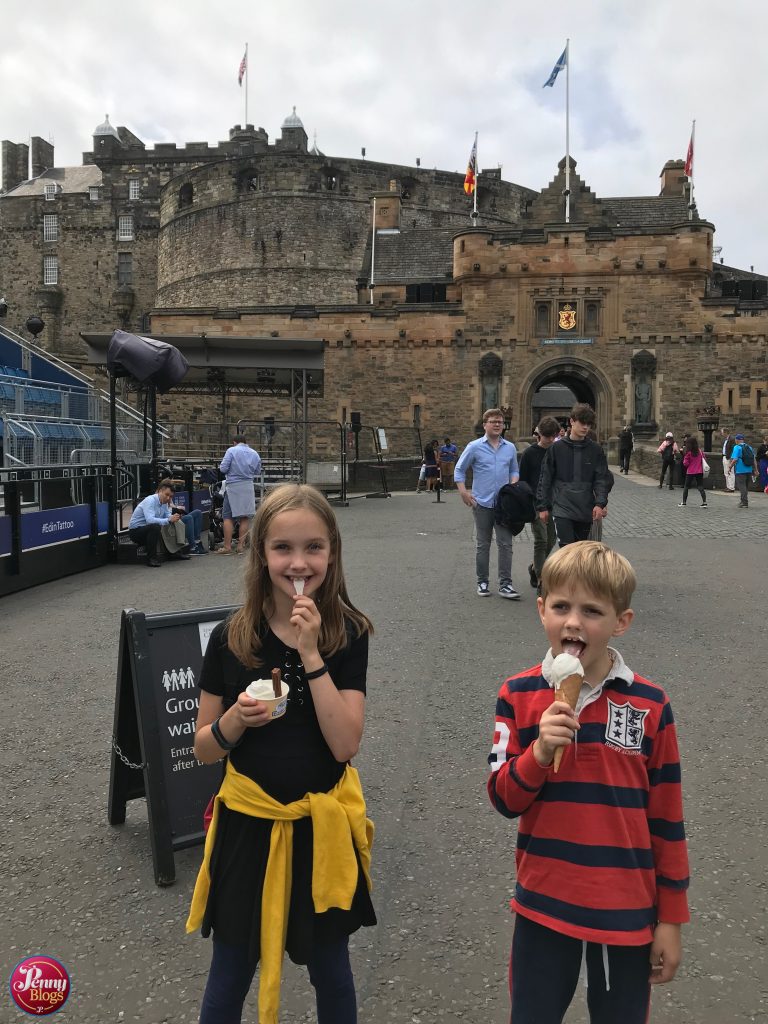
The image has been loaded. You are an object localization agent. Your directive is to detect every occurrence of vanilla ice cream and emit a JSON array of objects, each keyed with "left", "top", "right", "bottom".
[
  {"left": 247, "top": 679, "right": 283, "bottom": 700},
  {"left": 550, "top": 652, "right": 584, "bottom": 686}
]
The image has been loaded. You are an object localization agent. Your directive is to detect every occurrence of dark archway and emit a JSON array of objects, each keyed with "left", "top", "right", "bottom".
[{"left": 517, "top": 357, "right": 614, "bottom": 441}]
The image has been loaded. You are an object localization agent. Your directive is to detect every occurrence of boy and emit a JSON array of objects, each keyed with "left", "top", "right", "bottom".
[
  {"left": 518, "top": 417, "right": 559, "bottom": 592},
  {"left": 488, "top": 542, "right": 689, "bottom": 1024},
  {"left": 536, "top": 403, "right": 611, "bottom": 547}
]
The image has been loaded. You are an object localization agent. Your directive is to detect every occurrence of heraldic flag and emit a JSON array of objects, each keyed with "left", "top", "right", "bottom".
[
  {"left": 464, "top": 136, "right": 477, "bottom": 195},
  {"left": 684, "top": 130, "right": 694, "bottom": 178},
  {"left": 543, "top": 47, "right": 567, "bottom": 88},
  {"left": 238, "top": 49, "right": 247, "bottom": 86}
]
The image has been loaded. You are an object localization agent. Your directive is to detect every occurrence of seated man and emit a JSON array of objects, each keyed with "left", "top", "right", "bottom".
[{"left": 128, "top": 479, "right": 203, "bottom": 566}]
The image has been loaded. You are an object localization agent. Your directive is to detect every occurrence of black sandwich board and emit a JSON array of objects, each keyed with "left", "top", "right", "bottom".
[{"left": 108, "top": 605, "right": 237, "bottom": 885}]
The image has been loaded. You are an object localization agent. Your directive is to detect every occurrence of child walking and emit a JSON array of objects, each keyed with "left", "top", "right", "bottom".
[
  {"left": 488, "top": 542, "right": 689, "bottom": 1024},
  {"left": 187, "top": 484, "right": 376, "bottom": 1024}
]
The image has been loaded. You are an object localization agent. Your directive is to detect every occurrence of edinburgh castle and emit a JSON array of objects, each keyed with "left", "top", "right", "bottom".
[{"left": 1, "top": 110, "right": 766, "bottom": 445}]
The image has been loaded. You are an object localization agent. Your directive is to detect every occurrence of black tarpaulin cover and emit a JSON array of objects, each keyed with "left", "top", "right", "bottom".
[{"left": 107, "top": 330, "right": 189, "bottom": 392}]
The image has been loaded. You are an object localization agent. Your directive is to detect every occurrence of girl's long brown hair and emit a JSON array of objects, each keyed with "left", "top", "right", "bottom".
[{"left": 227, "top": 484, "right": 373, "bottom": 668}]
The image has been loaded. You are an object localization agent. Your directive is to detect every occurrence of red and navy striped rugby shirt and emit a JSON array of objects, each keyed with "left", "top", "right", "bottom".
[{"left": 488, "top": 653, "right": 690, "bottom": 945}]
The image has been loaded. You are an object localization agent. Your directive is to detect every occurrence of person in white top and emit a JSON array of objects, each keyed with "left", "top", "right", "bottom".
[{"left": 721, "top": 430, "right": 735, "bottom": 493}]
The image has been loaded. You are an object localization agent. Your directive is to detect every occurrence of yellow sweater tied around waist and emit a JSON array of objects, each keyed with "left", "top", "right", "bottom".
[{"left": 186, "top": 760, "right": 373, "bottom": 1024}]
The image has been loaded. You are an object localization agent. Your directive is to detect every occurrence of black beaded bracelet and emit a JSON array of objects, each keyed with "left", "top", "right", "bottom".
[
  {"left": 210, "top": 715, "right": 243, "bottom": 751},
  {"left": 303, "top": 663, "right": 329, "bottom": 681}
]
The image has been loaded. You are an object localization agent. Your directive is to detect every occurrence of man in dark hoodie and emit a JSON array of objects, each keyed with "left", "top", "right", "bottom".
[{"left": 535, "top": 403, "right": 611, "bottom": 546}]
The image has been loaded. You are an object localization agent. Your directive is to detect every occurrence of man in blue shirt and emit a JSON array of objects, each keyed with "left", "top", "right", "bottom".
[
  {"left": 439, "top": 437, "right": 459, "bottom": 489},
  {"left": 728, "top": 433, "right": 757, "bottom": 508},
  {"left": 454, "top": 408, "right": 521, "bottom": 599},
  {"left": 129, "top": 479, "right": 202, "bottom": 566},
  {"left": 218, "top": 434, "right": 262, "bottom": 553}
]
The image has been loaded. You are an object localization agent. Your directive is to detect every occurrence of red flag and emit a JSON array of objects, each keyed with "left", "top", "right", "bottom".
[
  {"left": 684, "top": 133, "right": 693, "bottom": 178},
  {"left": 238, "top": 50, "right": 247, "bottom": 86},
  {"left": 464, "top": 137, "right": 477, "bottom": 195}
]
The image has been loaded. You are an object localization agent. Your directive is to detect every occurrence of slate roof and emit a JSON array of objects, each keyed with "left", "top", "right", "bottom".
[
  {"left": 370, "top": 228, "right": 455, "bottom": 283},
  {"left": 599, "top": 196, "right": 693, "bottom": 229},
  {"left": 3, "top": 165, "right": 102, "bottom": 198}
]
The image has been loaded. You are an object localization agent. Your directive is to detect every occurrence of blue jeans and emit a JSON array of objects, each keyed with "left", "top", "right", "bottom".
[
  {"left": 181, "top": 508, "right": 203, "bottom": 544},
  {"left": 199, "top": 936, "right": 357, "bottom": 1024}
]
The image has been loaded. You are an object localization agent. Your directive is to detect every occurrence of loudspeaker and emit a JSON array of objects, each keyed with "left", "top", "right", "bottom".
[
  {"left": 350, "top": 411, "right": 362, "bottom": 433},
  {"left": 107, "top": 330, "right": 189, "bottom": 393},
  {"left": 721, "top": 281, "right": 739, "bottom": 298},
  {"left": 753, "top": 280, "right": 767, "bottom": 300},
  {"left": 738, "top": 280, "right": 756, "bottom": 301}
]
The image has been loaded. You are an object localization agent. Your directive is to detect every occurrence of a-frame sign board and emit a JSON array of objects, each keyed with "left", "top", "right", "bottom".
[{"left": 108, "top": 606, "right": 236, "bottom": 885}]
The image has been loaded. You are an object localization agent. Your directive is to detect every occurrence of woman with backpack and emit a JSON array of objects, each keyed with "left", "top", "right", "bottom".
[
  {"left": 678, "top": 435, "right": 708, "bottom": 508},
  {"left": 657, "top": 432, "right": 679, "bottom": 489}
]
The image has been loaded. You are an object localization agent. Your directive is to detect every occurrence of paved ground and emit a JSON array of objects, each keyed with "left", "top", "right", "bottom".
[{"left": 2, "top": 474, "right": 767, "bottom": 1023}]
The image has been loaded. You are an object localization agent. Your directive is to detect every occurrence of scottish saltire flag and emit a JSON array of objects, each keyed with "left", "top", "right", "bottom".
[
  {"left": 238, "top": 50, "right": 247, "bottom": 86},
  {"left": 543, "top": 48, "right": 567, "bottom": 88},
  {"left": 464, "top": 137, "right": 477, "bottom": 195}
]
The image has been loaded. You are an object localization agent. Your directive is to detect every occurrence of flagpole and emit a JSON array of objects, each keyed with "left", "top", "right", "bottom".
[
  {"left": 473, "top": 131, "right": 478, "bottom": 222},
  {"left": 244, "top": 42, "right": 249, "bottom": 124},
  {"left": 688, "top": 118, "right": 695, "bottom": 221},
  {"left": 564, "top": 39, "right": 570, "bottom": 224}
]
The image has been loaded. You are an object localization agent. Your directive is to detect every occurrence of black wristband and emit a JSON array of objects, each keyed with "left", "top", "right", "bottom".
[
  {"left": 303, "top": 664, "right": 329, "bottom": 681},
  {"left": 210, "top": 715, "right": 243, "bottom": 751}
]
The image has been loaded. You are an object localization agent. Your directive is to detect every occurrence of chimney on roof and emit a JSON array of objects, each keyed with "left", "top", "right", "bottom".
[
  {"left": 31, "top": 137, "right": 54, "bottom": 178},
  {"left": 2, "top": 140, "right": 29, "bottom": 192},
  {"left": 372, "top": 189, "right": 401, "bottom": 231},
  {"left": 659, "top": 159, "right": 687, "bottom": 198}
]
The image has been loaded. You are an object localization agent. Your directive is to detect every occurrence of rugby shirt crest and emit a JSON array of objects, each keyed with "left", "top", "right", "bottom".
[{"left": 487, "top": 647, "right": 690, "bottom": 946}]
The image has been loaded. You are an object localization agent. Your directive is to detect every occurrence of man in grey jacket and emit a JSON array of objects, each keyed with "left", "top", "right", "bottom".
[{"left": 535, "top": 403, "right": 611, "bottom": 546}]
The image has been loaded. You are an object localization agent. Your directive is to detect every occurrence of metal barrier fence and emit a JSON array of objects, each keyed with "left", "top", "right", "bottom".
[
  {"left": 0, "top": 373, "right": 96, "bottom": 419},
  {"left": 1, "top": 413, "right": 161, "bottom": 468}
]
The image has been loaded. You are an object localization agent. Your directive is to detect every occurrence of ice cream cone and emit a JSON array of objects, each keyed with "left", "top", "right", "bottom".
[{"left": 553, "top": 673, "right": 582, "bottom": 773}]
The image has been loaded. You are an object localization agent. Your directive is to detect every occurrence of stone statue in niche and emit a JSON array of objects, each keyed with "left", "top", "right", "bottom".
[
  {"left": 479, "top": 353, "right": 502, "bottom": 412},
  {"left": 634, "top": 379, "right": 652, "bottom": 423},
  {"left": 630, "top": 350, "right": 657, "bottom": 426}
]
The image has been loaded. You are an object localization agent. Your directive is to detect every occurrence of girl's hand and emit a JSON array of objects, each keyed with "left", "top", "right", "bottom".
[
  {"left": 291, "top": 594, "right": 322, "bottom": 660},
  {"left": 234, "top": 691, "right": 274, "bottom": 728}
]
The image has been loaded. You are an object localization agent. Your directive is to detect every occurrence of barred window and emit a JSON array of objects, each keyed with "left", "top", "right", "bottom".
[
  {"left": 117, "top": 252, "right": 133, "bottom": 286},
  {"left": 44, "top": 183, "right": 57, "bottom": 201},
  {"left": 118, "top": 215, "right": 134, "bottom": 241},
  {"left": 43, "top": 214, "right": 58, "bottom": 242},
  {"left": 43, "top": 255, "right": 58, "bottom": 285},
  {"left": 89, "top": 186, "right": 100, "bottom": 201},
  {"left": 128, "top": 179, "right": 141, "bottom": 200}
]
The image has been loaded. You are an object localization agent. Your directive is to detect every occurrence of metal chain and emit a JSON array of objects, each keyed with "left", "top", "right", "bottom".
[{"left": 111, "top": 735, "right": 145, "bottom": 771}]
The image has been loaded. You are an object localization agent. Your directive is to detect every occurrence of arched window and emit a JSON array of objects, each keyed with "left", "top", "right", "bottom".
[
  {"left": 320, "top": 166, "right": 342, "bottom": 192},
  {"left": 236, "top": 168, "right": 260, "bottom": 193},
  {"left": 178, "top": 183, "right": 194, "bottom": 210}
]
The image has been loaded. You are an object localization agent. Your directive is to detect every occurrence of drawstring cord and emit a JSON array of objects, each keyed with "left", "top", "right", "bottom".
[{"left": 580, "top": 943, "right": 611, "bottom": 992}]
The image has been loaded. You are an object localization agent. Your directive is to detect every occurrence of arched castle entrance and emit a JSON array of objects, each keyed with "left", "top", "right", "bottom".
[{"left": 517, "top": 357, "right": 615, "bottom": 441}]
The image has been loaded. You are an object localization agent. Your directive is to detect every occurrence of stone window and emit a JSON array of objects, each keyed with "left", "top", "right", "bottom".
[
  {"left": 535, "top": 301, "right": 551, "bottom": 334},
  {"left": 118, "top": 215, "right": 134, "bottom": 241},
  {"left": 585, "top": 301, "right": 600, "bottom": 333},
  {"left": 412, "top": 404, "right": 422, "bottom": 427},
  {"left": 44, "top": 183, "right": 56, "bottom": 201},
  {"left": 43, "top": 214, "right": 58, "bottom": 242},
  {"left": 128, "top": 179, "right": 141, "bottom": 200},
  {"left": 43, "top": 255, "right": 58, "bottom": 285},
  {"left": 117, "top": 252, "right": 133, "bottom": 286},
  {"left": 178, "top": 183, "right": 194, "bottom": 209},
  {"left": 405, "top": 283, "right": 447, "bottom": 303},
  {"left": 89, "top": 186, "right": 100, "bottom": 201}
]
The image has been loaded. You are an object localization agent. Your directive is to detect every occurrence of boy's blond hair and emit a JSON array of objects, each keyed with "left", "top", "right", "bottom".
[{"left": 539, "top": 541, "right": 636, "bottom": 614}]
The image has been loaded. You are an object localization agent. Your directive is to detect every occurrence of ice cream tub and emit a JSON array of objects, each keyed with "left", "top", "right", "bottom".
[{"left": 245, "top": 678, "right": 290, "bottom": 719}]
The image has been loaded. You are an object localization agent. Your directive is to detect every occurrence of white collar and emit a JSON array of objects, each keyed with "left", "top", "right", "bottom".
[{"left": 541, "top": 646, "right": 634, "bottom": 692}]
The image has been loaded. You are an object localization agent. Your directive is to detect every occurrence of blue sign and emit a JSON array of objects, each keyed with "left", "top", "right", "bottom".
[
  {"left": 191, "top": 491, "right": 212, "bottom": 513},
  {"left": 21, "top": 504, "right": 91, "bottom": 551},
  {"left": 541, "top": 337, "right": 594, "bottom": 346},
  {"left": 171, "top": 491, "right": 189, "bottom": 512},
  {"left": 0, "top": 516, "right": 10, "bottom": 558}
]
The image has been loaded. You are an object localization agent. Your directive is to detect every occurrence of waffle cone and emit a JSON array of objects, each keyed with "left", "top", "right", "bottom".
[{"left": 553, "top": 673, "right": 582, "bottom": 773}]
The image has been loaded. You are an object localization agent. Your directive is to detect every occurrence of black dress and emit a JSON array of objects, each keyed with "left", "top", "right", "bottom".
[{"left": 198, "top": 618, "right": 376, "bottom": 966}]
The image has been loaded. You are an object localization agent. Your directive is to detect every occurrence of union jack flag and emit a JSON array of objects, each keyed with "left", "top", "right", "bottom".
[{"left": 238, "top": 50, "right": 247, "bottom": 86}]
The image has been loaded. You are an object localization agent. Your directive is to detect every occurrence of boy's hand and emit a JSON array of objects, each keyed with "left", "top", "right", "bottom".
[
  {"left": 592, "top": 505, "right": 606, "bottom": 521},
  {"left": 538, "top": 510, "right": 550, "bottom": 523},
  {"left": 649, "top": 922, "right": 682, "bottom": 984},
  {"left": 533, "top": 701, "right": 580, "bottom": 767}
]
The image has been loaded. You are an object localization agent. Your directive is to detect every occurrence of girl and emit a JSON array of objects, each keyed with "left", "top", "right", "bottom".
[
  {"left": 679, "top": 434, "right": 708, "bottom": 508},
  {"left": 423, "top": 439, "right": 440, "bottom": 491},
  {"left": 187, "top": 484, "right": 375, "bottom": 1024}
]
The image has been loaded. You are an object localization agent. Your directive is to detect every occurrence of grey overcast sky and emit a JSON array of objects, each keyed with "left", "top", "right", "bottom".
[{"left": 2, "top": 0, "right": 766, "bottom": 272}]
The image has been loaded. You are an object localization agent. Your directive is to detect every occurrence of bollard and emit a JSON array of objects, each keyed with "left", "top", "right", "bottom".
[{"left": 433, "top": 479, "right": 442, "bottom": 503}]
